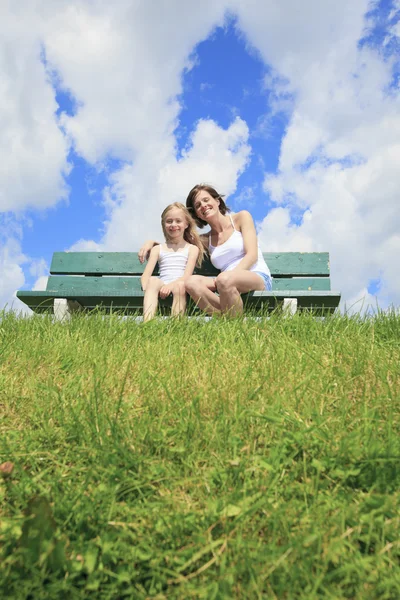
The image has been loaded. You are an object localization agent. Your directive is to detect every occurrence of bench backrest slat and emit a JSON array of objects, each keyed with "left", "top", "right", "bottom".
[{"left": 50, "top": 252, "right": 331, "bottom": 277}]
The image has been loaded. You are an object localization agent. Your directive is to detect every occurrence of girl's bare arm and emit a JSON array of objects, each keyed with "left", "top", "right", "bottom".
[
  {"left": 182, "top": 246, "right": 200, "bottom": 279},
  {"left": 140, "top": 246, "right": 160, "bottom": 290}
]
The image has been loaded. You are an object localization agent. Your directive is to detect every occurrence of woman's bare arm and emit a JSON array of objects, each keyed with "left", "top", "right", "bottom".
[{"left": 232, "top": 211, "right": 258, "bottom": 271}]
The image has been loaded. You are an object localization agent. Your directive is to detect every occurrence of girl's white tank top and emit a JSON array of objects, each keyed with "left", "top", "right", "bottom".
[
  {"left": 208, "top": 214, "right": 270, "bottom": 276},
  {"left": 158, "top": 244, "right": 189, "bottom": 284}
]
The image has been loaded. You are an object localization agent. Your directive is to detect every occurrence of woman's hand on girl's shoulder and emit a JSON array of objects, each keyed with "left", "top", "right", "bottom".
[{"left": 138, "top": 240, "right": 158, "bottom": 263}]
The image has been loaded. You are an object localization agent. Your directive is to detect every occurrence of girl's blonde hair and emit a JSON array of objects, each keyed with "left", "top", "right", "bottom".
[{"left": 161, "top": 202, "right": 204, "bottom": 267}]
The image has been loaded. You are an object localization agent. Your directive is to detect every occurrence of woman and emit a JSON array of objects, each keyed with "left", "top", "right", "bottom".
[{"left": 139, "top": 184, "right": 272, "bottom": 316}]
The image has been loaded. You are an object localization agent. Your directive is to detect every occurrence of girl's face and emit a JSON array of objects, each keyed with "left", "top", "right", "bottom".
[
  {"left": 163, "top": 208, "right": 188, "bottom": 240},
  {"left": 193, "top": 190, "right": 220, "bottom": 221}
]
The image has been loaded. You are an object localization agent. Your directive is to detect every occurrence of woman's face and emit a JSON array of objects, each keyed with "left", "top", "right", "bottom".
[{"left": 193, "top": 190, "right": 220, "bottom": 221}]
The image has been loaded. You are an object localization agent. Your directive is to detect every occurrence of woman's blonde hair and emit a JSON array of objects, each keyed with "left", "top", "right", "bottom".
[{"left": 161, "top": 202, "right": 204, "bottom": 267}]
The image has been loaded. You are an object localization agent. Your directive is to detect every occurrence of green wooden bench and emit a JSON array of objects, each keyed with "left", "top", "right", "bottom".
[{"left": 16, "top": 251, "right": 341, "bottom": 318}]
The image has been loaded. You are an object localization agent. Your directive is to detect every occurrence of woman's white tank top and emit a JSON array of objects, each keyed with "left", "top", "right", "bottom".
[
  {"left": 158, "top": 244, "right": 189, "bottom": 284},
  {"left": 209, "top": 214, "right": 270, "bottom": 276}
]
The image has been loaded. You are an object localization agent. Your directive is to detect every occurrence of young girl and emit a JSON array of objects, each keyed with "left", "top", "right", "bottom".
[{"left": 141, "top": 202, "right": 204, "bottom": 321}]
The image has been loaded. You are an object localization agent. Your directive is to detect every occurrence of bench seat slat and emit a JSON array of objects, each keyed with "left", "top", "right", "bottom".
[
  {"left": 50, "top": 252, "right": 331, "bottom": 277},
  {"left": 45, "top": 275, "right": 331, "bottom": 293},
  {"left": 17, "top": 290, "right": 341, "bottom": 314},
  {"left": 18, "top": 290, "right": 341, "bottom": 299}
]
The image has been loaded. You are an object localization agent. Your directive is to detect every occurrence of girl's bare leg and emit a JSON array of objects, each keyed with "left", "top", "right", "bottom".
[
  {"left": 143, "top": 277, "right": 164, "bottom": 322},
  {"left": 185, "top": 275, "right": 221, "bottom": 315},
  {"left": 216, "top": 271, "right": 265, "bottom": 316},
  {"left": 170, "top": 281, "right": 187, "bottom": 317}
]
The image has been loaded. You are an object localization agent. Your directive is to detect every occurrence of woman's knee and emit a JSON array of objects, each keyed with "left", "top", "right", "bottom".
[{"left": 216, "top": 271, "right": 234, "bottom": 291}]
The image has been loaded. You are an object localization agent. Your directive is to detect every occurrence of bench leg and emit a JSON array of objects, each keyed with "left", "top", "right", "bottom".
[
  {"left": 282, "top": 298, "right": 298, "bottom": 316},
  {"left": 54, "top": 299, "right": 82, "bottom": 321}
]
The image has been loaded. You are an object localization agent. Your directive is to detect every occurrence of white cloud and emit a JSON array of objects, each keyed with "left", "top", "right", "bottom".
[
  {"left": 388, "top": 0, "right": 400, "bottom": 20},
  {"left": 102, "top": 117, "right": 251, "bottom": 249},
  {"left": 29, "top": 258, "right": 49, "bottom": 279},
  {"left": 42, "top": 0, "right": 228, "bottom": 164},
  {"left": 29, "top": 258, "right": 49, "bottom": 292},
  {"left": 232, "top": 185, "right": 256, "bottom": 208},
  {"left": 0, "top": 226, "right": 28, "bottom": 313},
  {"left": 390, "top": 18, "right": 400, "bottom": 38},
  {"left": 0, "top": 216, "right": 50, "bottom": 312},
  {"left": 343, "top": 288, "right": 384, "bottom": 316},
  {"left": 387, "top": 1, "right": 400, "bottom": 37},
  {"left": 0, "top": 2, "right": 71, "bottom": 212},
  {"left": 200, "top": 82, "right": 214, "bottom": 92},
  {"left": 233, "top": 0, "right": 368, "bottom": 80},
  {"left": 67, "top": 239, "right": 102, "bottom": 252},
  {"left": 32, "top": 276, "right": 49, "bottom": 292}
]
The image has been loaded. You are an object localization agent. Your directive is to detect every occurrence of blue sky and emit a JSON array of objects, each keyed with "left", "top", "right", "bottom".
[{"left": 1, "top": 0, "right": 400, "bottom": 310}]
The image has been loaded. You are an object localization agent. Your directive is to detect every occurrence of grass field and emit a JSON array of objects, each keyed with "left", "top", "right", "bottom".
[{"left": 0, "top": 309, "right": 399, "bottom": 599}]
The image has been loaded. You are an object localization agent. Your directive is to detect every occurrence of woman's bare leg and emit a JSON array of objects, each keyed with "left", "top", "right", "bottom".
[
  {"left": 185, "top": 275, "right": 221, "bottom": 315},
  {"left": 143, "top": 277, "right": 164, "bottom": 322},
  {"left": 216, "top": 271, "right": 265, "bottom": 316}
]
